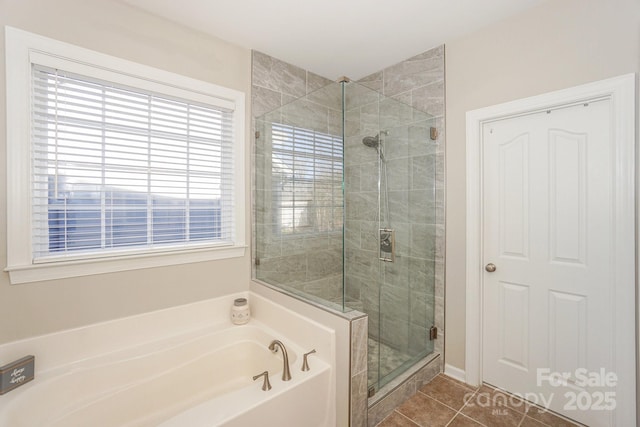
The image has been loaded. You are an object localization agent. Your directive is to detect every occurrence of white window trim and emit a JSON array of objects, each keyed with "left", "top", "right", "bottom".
[{"left": 4, "top": 27, "right": 246, "bottom": 284}]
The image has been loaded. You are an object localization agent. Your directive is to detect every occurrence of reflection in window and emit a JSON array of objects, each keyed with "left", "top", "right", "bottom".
[{"left": 271, "top": 123, "right": 343, "bottom": 235}]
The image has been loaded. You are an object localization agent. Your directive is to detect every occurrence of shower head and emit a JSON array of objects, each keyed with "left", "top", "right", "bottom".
[
  {"left": 362, "top": 135, "right": 379, "bottom": 149},
  {"left": 362, "top": 133, "right": 386, "bottom": 162}
]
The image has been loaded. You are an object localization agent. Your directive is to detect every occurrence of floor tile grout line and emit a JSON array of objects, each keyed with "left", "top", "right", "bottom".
[
  {"left": 481, "top": 383, "right": 582, "bottom": 427},
  {"left": 441, "top": 385, "right": 489, "bottom": 427},
  {"left": 489, "top": 386, "right": 579, "bottom": 427},
  {"left": 416, "top": 389, "right": 469, "bottom": 414},
  {"left": 412, "top": 392, "right": 468, "bottom": 427},
  {"left": 390, "top": 374, "right": 478, "bottom": 427},
  {"left": 397, "top": 374, "right": 579, "bottom": 427},
  {"left": 391, "top": 409, "right": 420, "bottom": 426},
  {"left": 403, "top": 375, "right": 556, "bottom": 427},
  {"left": 456, "top": 388, "right": 491, "bottom": 427},
  {"left": 476, "top": 382, "right": 536, "bottom": 418},
  {"left": 449, "top": 382, "right": 531, "bottom": 427},
  {"left": 523, "top": 413, "right": 551, "bottom": 427},
  {"left": 527, "top": 405, "right": 585, "bottom": 427},
  {"left": 375, "top": 410, "right": 394, "bottom": 427},
  {"left": 444, "top": 411, "right": 489, "bottom": 427},
  {"left": 416, "top": 374, "right": 481, "bottom": 408}
]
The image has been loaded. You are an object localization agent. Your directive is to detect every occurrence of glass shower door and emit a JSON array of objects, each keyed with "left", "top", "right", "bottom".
[
  {"left": 343, "top": 83, "right": 437, "bottom": 392},
  {"left": 377, "top": 116, "right": 437, "bottom": 387}
]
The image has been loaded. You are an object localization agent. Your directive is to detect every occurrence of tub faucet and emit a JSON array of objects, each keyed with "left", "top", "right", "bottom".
[{"left": 268, "top": 340, "right": 292, "bottom": 381}]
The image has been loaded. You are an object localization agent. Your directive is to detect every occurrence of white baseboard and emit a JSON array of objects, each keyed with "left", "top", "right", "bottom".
[{"left": 444, "top": 363, "right": 467, "bottom": 383}]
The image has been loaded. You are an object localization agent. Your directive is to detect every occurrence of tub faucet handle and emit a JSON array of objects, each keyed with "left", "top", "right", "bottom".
[
  {"left": 302, "top": 349, "right": 316, "bottom": 371},
  {"left": 252, "top": 371, "right": 272, "bottom": 391}
]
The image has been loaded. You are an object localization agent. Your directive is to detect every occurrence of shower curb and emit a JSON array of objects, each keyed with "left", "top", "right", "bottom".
[{"left": 366, "top": 353, "right": 442, "bottom": 426}]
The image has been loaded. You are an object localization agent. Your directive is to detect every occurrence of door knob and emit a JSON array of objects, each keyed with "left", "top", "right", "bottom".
[{"left": 485, "top": 263, "right": 496, "bottom": 272}]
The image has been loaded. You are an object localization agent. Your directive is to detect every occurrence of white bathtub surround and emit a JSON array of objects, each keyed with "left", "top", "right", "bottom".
[
  {"left": 0, "top": 292, "right": 336, "bottom": 427},
  {"left": 251, "top": 280, "right": 361, "bottom": 426}
]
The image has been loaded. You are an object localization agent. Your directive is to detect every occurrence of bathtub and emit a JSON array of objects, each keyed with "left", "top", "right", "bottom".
[{"left": 0, "top": 293, "right": 336, "bottom": 426}]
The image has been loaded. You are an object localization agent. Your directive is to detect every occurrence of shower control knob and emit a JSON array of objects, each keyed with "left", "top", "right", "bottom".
[{"left": 485, "top": 263, "right": 497, "bottom": 272}]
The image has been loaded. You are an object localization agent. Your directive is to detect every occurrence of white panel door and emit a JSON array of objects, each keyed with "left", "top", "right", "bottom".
[{"left": 482, "top": 100, "right": 614, "bottom": 426}]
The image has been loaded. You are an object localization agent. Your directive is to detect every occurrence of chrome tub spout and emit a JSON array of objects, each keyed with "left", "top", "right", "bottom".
[{"left": 268, "top": 340, "right": 292, "bottom": 381}]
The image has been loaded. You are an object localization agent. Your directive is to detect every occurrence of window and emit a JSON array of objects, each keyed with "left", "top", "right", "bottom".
[
  {"left": 5, "top": 27, "right": 245, "bottom": 284},
  {"left": 271, "top": 123, "right": 343, "bottom": 235},
  {"left": 32, "top": 66, "right": 233, "bottom": 257}
]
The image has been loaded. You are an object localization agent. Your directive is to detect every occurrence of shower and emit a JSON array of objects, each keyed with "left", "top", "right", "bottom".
[
  {"left": 362, "top": 132, "right": 393, "bottom": 260},
  {"left": 361, "top": 134, "right": 379, "bottom": 148},
  {"left": 361, "top": 133, "right": 386, "bottom": 162},
  {"left": 255, "top": 79, "right": 438, "bottom": 398}
]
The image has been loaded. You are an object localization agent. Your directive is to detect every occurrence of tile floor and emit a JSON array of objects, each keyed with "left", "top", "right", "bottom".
[{"left": 376, "top": 374, "right": 583, "bottom": 427}]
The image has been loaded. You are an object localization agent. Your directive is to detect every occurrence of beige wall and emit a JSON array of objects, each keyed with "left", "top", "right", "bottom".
[
  {"left": 3, "top": 0, "right": 637, "bottom": 367},
  {"left": 445, "top": 0, "right": 640, "bottom": 370},
  {"left": 0, "top": 0, "right": 252, "bottom": 344}
]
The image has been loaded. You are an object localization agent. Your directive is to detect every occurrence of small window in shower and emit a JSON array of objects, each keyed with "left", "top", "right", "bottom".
[{"left": 271, "top": 123, "right": 343, "bottom": 235}]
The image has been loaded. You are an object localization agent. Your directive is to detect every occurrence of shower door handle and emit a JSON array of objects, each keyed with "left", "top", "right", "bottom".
[{"left": 485, "top": 263, "right": 497, "bottom": 272}]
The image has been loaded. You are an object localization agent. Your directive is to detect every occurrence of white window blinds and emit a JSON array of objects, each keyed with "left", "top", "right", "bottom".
[
  {"left": 31, "top": 65, "right": 236, "bottom": 261},
  {"left": 271, "top": 123, "right": 343, "bottom": 235}
]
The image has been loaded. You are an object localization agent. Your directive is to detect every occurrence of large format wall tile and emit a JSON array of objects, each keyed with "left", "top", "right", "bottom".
[
  {"left": 354, "top": 45, "right": 445, "bottom": 366},
  {"left": 252, "top": 50, "right": 343, "bottom": 305},
  {"left": 252, "top": 50, "right": 307, "bottom": 98},
  {"left": 411, "top": 81, "right": 445, "bottom": 117},
  {"left": 383, "top": 47, "right": 445, "bottom": 99}
]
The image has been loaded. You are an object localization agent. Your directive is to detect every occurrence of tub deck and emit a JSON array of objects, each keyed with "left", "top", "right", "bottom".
[{"left": 1, "top": 320, "right": 331, "bottom": 427}]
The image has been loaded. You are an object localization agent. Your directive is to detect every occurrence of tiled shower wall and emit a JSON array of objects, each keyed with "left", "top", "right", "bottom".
[
  {"left": 251, "top": 46, "right": 445, "bottom": 426},
  {"left": 251, "top": 52, "right": 370, "bottom": 426},
  {"left": 251, "top": 51, "right": 344, "bottom": 303},
  {"left": 356, "top": 46, "right": 445, "bottom": 357}
]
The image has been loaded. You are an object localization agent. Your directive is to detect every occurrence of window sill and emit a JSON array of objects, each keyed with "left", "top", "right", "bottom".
[{"left": 5, "top": 245, "right": 246, "bottom": 284}]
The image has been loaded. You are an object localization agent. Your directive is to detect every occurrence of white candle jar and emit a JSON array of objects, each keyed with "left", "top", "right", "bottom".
[{"left": 230, "top": 298, "right": 250, "bottom": 325}]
